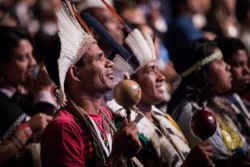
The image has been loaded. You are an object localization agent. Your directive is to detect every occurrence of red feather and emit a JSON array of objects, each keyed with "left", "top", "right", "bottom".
[{"left": 101, "top": 0, "right": 131, "bottom": 32}]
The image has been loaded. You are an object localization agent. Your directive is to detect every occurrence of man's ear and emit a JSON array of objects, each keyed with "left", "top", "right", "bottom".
[{"left": 68, "top": 66, "right": 81, "bottom": 82}]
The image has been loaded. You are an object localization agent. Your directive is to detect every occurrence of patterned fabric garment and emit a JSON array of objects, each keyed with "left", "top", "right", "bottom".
[
  {"left": 0, "top": 85, "right": 56, "bottom": 167},
  {"left": 0, "top": 90, "right": 56, "bottom": 143},
  {"left": 224, "top": 93, "right": 250, "bottom": 151},
  {"left": 208, "top": 97, "right": 246, "bottom": 151},
  {"left": 0, "top": 92, "right": 30, "bottom": 143},
  {"left": 108, "top": 99, "right": 190, "bottom": 167},
  {"left": 171, "top": 96, "right": 247, "bottom": 160}
]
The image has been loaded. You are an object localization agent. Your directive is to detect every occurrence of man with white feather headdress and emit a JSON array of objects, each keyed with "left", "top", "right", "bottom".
[
  {"left": 77, "top": 2, "right": 215, "bottom": 165},
  {"left": 40, "top": 1, "right": 141, "bottom": 166},
  {"left": 105, "top": 15, "right": 215, "bottom": 167}
]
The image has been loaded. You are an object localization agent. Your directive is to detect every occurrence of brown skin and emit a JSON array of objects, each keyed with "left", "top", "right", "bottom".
[
  {"left": 94, "top": 8, "right": 124, "bottom": 45},
  {"left": 182, "top": 140, "right": 213, "bottom": 167},
  {"left": 0, "top": 39, "right": 52, "bottom": 164},
  {"left": 187, "top": 0, "right": 209, "bottom": 14},
  {"left": 135, "top": 60, "right": 165, "bottom": 106},
  {"left": 1, "top": 39, "right": 55, "bottom": 95},
  {"left": 227, "top": 49, "right": 250, "bottom": 93},
  {"left": 109, "top": 119, "right": 141, "bottom": 165},
  {"left": 178, "top": 0, "right": 209, "bottom": 16},
  {"left": 85, "top": 7, "right": 124, "bottom": 57},
  {"left": 120, "top": 7, "right": 147, "bottom": 26},
  {"left": 134, "top": 60, "right": 213, "bottom": 167},
  {"left": 208, "top": 49, "right": 250, "bottom": 166},
  {"left": 208, "top": 53, "right": 232, "bottom": 93},
  {"left": 0, "top": 113, "right": 51, "bottom": 164},
  {"left": 66, "top": 43, "right": 141, "bottom": 164},
  {"left": 1, "top": 40, "right": 36, "bottom": 88}
]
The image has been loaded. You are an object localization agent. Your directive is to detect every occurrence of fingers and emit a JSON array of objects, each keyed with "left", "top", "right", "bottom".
[
  {"left": 46, "top": 115, "right": 53, "bottom": 122},
  {"left": 122, "top": 119, "right": 137, "bottom": 132},
  {"left": 123, "top": 139, "right": 141, "bottom": 158},
  {"left": 205, "top": 151, "right": 213, "bottom": 159},
  {"left": 41, "top": 115, "right": 52, "bottom": 130},
  {"left": 203, "top": 139, "right": 210, "bottom": 144},
  {"left": 122, "top": 117, "right": 128, "bottom": 127},
  {"left": 199, "top": 140, "right": 213, "bottom": 151},
  {"left": 124, "top": 131, "right": 141, "bottom": 158},
  {"left": 112, "top": 120, "right": 141, "bottom": 159},
  {"left": 200, "top": 143, "right": 213, "bottom": 159},
  {"left": 202, "top": 144, "right": 213, "bottom": 153},
  {"left": 200, "top": 139, "right": 211, "bottom": 146},
  {"left": 117, "top": 133, "right": 141, "bottom": 159},
  {"left": 28, "top": 113, "right": 51, "bottom": 133},
  {"left": 186, "top": 141, "right": 214, "bottom": 166},
  {"left": 199, "top": 147, "right": 213, "bottom": 155}
]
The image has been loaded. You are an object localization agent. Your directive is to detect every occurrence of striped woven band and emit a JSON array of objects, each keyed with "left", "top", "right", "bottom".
[{"left": 180, "top": 50, "right": 223, "bottom": 77}]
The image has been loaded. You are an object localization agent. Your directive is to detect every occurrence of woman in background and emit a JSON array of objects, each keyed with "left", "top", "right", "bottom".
[
  {"left": 0, "top": 26, "right": 55, "bottom": 167},
  {"left": 168, "top": 38, "right": 250, "bottom": 166}
]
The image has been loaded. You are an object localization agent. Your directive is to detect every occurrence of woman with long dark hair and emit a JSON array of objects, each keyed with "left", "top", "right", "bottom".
[
  {"left": 168, "top": 38, "right": 250, "bottom": 166},
  {"left": 0, "top": 26, "right": 55, "bottom": 167}
]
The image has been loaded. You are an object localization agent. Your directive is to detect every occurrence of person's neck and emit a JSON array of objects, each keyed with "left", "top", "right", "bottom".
[
  {"left": 71, "top": 92, "right": 103, "bottom": 115},
  {"left": 137, "top": 102, "right": 153, "bottom": 121}
]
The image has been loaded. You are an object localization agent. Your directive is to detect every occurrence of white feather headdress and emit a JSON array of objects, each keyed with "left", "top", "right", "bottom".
[
  {"left": 112, "top": 28, "right": 156, "bottom": 85},
  {"left": 112, "top": 54, "right": 134, "bottom": 84},
  {"left": 56, "top": 2, "right": 96, "bottom": 104},
  {"left": 125, "top": 28, "right": 156, "bottom": 74},
  {"left": 98, "top": 1, "right": 156, "bottom": 81}
]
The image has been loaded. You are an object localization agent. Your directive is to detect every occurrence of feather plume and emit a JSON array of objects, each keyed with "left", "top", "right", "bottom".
[
  {"left": 141, "top": 31, "right": 156, "bottom": 59},
  {"left": 125, "top": 29, "right": 155, "bottom": 73},
  {"left": 56, "top": 1, "right": 96, "bottom": 104},
  {"left": 112, "top": 54, "right": 134, "bottom": 84}
]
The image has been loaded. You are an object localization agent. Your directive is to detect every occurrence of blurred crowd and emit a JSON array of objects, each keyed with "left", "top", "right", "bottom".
[{"left": 1, "top": 0, "right": 250, "bottom": 166}]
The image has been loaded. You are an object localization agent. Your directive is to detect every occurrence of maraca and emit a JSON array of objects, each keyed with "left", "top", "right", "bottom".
[
  {"left": 191, "top": 108, "right": 217, "bottom": 140},
  {"left": 113, "top": 79, "right": 141, "bottom": 121},
  {"left": 191, "top": 108, "right": 217, "bottom": 167}
]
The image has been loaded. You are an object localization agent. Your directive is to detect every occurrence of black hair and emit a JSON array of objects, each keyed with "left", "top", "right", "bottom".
[
  {"left": 45, "top": 36, "right": 85, "bottom": 87},
  {"left": 0, "top": 26, "right": 34, "bottom": 63},
  {"left": 173, "top": 38, "right": 217, "bottom": 77},
  {"left": 44, "top": 36, "right": 61, "bottom": 87},
  {"left": 45, "top": 37, "right": 115, "bottom": 166},
  {"left": 168, "top": 38, "right": 218, "bottom": 114},
  {"left": 236, "top": 0, "right": 250, "bottom": 23},
  {"left": 170, "top": 0, "right": 187, "bottom": 17},
  {"left": 215, "top": 37, "right": 246, "bottom": 63}
]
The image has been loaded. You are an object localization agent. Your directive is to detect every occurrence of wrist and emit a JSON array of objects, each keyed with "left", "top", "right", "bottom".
[
  {"left": 20, "top": 123, "right": 33, "bottom": 139},
  {"left": 9, "top": 134, "right": 24, "bottom": 151}
]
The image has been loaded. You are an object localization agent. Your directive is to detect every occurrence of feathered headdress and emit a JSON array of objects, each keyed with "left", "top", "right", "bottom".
[
  {"left": 80, "top": 0, "right": 156, "bottom": 83},
  {"left": 78, "top": 0, "right": 114, "bottom": 11},
  {"left": 80, "top": 12, "right": 139, "bottom": 83},
  {"left": 100, "top": 0, "right": 156, "bottom": 75},
  {"left": 124, "top": 28, "right": 156, "bottom": 73},
  {"left": 56, "top": 0, "right": 96, "bottom": 104}
]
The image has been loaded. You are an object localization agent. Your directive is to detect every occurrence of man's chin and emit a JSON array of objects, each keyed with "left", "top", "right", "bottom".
[
  {"left": 108, "top": 83, "right": 114, "bottom": 89},
  {"left": 102, "top": 84, "right": 114, "bottom": 92},
  {"left": 152, "top": 96, "right": 165, "bottom": 105}
]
